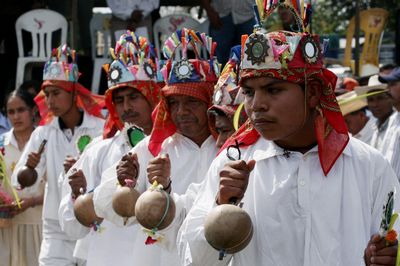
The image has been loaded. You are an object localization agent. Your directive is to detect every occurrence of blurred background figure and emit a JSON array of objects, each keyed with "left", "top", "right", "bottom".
[
  {"left": 358, "top": 75, "right": 395, "bottom": 151},
  {"left": 201, "top": 0, "right": 255, "bottom": 65},
  {"left": 207, "top": 45, "right": 246, "bottom": 148},
  {"left": 379, "top": 67, "right": 400, "bottom": 112},
  {"left": 335, "top": 76, "right": 359, "bottom": 96},
  {"left": 106, "top": 0, "right": 160, "bottom": 43},
  {"left": 337, "top": 90, "right": 376, "bottom": 144},
  {"left": 1, "top": 88, "right": 44, "bottom": 266},
  {"left": 19, "top": 80, "right": 41, "bottom": 126}
]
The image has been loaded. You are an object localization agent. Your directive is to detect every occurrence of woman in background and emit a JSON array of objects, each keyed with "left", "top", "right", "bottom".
[{"left": 1, "top": 89, "right": 44, "bottom": 266}]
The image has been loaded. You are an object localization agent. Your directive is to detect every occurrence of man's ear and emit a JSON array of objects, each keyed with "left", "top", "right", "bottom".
[{"left": 306, "top": 80, "right": 322, "bottom": 109}]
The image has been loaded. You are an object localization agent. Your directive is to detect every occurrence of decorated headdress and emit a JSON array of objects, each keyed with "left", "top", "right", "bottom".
[
  {"left": 35, "top": 44, "right": 105, "bottom": 125},
  {"left": 255, "top": 0, "right": 313, "bottom": 32},
  {"left": 103, "top": 31, "right": 162, "bottom": 138},
  {"left": 149, "top": 28, "right": 221, "bottom": 156},
  {"left": 221, "top": 1, "right": 349, "bottom": 176},
  {"left": 208, "top": 45, "right": 247, "bottom": 131}
]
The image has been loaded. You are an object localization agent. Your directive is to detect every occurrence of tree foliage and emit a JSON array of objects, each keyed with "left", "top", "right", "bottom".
[{"left": 312, "top": 0, "right": 399, "bottom": 35}]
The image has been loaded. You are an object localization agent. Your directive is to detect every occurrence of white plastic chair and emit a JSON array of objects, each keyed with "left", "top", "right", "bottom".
[
  {"left": 15, "top": 9, "right": 68, "bottom": 89},
  {"left": 153, "top": 13, "right": 201, "bottom": 59},
  {"left": 90, "top": 13, "right": 112, "bottom": 94}
]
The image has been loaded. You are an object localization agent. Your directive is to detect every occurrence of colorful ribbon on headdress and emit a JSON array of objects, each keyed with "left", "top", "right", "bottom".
[{"left": 35, "top": 80, "right": 105, "bottom": 125}]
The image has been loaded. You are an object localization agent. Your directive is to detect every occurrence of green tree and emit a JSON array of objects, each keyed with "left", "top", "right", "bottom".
[{"left": 312, "top": 0, "right": 399, "bottom": 35}]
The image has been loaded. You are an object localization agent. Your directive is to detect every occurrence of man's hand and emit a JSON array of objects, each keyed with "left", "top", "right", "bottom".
[
  {"left": 63, "top": 155, "right": 77, "bottom": 173},
  {"left": 217, "top": 159, "right": 256, "bottom": 205},
  {"left": 364, "top": 233, "right": 398, "bottom": 266},
  {"left": 26, "top": 151, "right": 41, "bottom": 169},
  {"left": 68, "top": 169, "right": 87, "bottom": 198},
  {"left": 147, "top": 154, "right": 171, "bottom": 190},
  {"left": 11, "top": 197, "right": 39, "bottom": 216},
  {"left": 116, "top": 153, "right": 139, "bottom": 186}
]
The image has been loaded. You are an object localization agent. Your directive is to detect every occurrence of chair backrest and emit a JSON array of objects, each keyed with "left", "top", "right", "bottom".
[
  {"left": 90, "top": 13, "right": 112, "bottom": 59},
  {"left": 15, "top": 9, "right": 68, "bottom": 58},
  {"left": 153, "top": 13, "right": 201, "bottom": 59},
  {"left": 343, "top": 8, "right": 389, "bottom": 68}
]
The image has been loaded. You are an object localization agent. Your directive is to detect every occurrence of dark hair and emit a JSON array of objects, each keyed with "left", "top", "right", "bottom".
[
  {"left": 19, "top": 80, "right": 41, "bottom": 96},
  {"left": 5, "top": 89, "right": 36, "bottom": 114},
  {"left": 380, "top": 64, "right": 396, "bottom": 73},
  {"left": 208, "top": 108, "right": 227, "bottom": 117}
]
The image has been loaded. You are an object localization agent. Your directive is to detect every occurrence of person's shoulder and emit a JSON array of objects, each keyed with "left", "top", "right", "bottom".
[
  {"left": 83, "top": 112, "right": 105, "bottom": 125},
  {"left": 84, "top": 136, "right": 112, "bottom": 153},
  {"left": 347, "top": 137, "right": 386, "bottom": 162}
]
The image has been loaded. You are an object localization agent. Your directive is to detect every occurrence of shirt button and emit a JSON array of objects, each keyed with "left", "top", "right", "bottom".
[{"left": 299, "top": 180, "right": 306, "bottom": 186}]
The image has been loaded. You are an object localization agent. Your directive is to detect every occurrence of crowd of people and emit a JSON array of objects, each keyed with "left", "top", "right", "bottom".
[{"left": 0, "top": 0, "right": 400, "bottom": 266}]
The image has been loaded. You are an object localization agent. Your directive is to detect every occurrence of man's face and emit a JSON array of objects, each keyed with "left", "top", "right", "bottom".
[
  {"left": 214, "top": 114, "right": 234, "bottom": 149},
  {"left": 44, "top": 86, "right": 74, "bottom": 117},
  {"left": 167, "top": 95, "right": 210, "bottom": 144},
  {"left": 242, "top": 76, "right": 309, "bottom": 142},
  {"left": 113, "top": 87, "right": 153, "bottom": 131},
  {"left": 388, "top": 81, "right": 400, "bottom": 104},
  {"left": 367, "top": 91, "right": 393, "bottom": 122},
  {"left": 344, "top": 111, "right": 367, "bottom": 135}
]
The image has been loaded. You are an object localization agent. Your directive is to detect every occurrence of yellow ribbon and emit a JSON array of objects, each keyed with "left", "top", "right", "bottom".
[
  {"left": 0, "top": 155, "right": 21, "bottom": 209},
  {"left": 233, "top": 103, "right": 245, "bottom": 131}
]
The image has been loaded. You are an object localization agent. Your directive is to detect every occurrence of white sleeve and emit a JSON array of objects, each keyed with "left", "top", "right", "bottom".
[
  {"left": 58, "top": 193, "right": 90, "bottom": 240},
  {"left": 93, "top": 160, "right": 147, "bottom": 227},
  {"left": 370, "top": 151, "right": 400, "bottom": 234},
  {"left": 93, "top": 141, "right": 150, "bottom": 226},
  {"left": 58, "top": 158, "right": 90, "bottom": 239},
  {"left": 11, "top": 127, "right": 46, "bottom": 194},
  {"left": 177, "top": 157, "right": 232, "bottom": 266},
  {"left": 386, "top": 129, "right": 400, "bottom": 181},
  {"left": 58, "top": 145, "right": 103, "bottom": 239},
  {"left": 156, "top": 181, "right": 204, "bottom": 252}
]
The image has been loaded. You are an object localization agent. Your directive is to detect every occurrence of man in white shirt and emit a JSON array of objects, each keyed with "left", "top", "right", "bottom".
[
  {"left": 377, "top": 67, "right": 400, "bottom": 179},
  {"left": 106, "top": 0, "right": 159, "bottom": 42},
  {"left": 93, "top": 28, "right": 220, "bottom": 266},
  {"left": 177, "top": 5, "right": 400, "bottom": 265},
  {"left": 12, "top": 45, "right": 105, "bottom": 266},
  {"left": 363, "top": 78, "right": 396, "bottom": 151},
  {"left": 337, "top": 90, "right": 376, "bottom": 145},
  {"left": 58, "top": 32, "right": 162, "bottom": 266}
]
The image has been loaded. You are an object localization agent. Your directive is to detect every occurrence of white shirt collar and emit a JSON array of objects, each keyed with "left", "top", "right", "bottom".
[
  {"left": 252, "top": 137, "right": 352, "bottom": 162},
  {"left": 48, "top": 111, "right": 98, "bottom": 130},
  {"left": 2, "top": 128, "right": 18, "bottom": 149}
]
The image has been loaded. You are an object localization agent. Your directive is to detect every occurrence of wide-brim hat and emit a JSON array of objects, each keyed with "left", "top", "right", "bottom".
[
  {"left": 354, "top": 74, "right": 388, "bottom": 96},
  {"left": 337, "top": 91, "right": 367, "bottom": 116}
]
